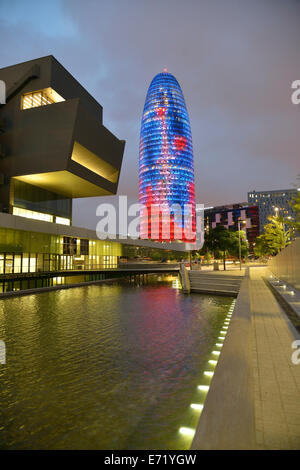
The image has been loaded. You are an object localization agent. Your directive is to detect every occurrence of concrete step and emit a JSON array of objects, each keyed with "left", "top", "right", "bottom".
[
  {"left": 189, "top": 277, "right": 242, "bottom": 283},
  {"left": 190, "top": 287, "right": 238, "bottom": 296},
  {"left": 189, "top": 279, "right": 241, "bottom": 286},
  {"left": 187, "top": 271, "right": 243, "bottom": 296},
  {"left": 190, "top": 282, "right": 240, "bottom": 289},
  {"left": 189, "top": 274, "right": 242, "bottom": 281},
  {"left": 189, "top": 277, "right": 241, "bottom": 282}
]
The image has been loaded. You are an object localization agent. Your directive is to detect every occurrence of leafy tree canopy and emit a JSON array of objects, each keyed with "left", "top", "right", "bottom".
[
  {"left": 200, "top": 225, "right": 248, "bottom": 269},
  {"left": 254, "top": 215, "right": 291, "bottom": 257}
]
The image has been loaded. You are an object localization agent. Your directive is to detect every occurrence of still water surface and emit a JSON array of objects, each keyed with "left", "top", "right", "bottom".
[{"left": 0, "top": 276, "right": 232, "bottom": 449}]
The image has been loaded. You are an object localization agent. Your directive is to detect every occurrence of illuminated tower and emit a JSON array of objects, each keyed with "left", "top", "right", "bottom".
[{"left": 139, "top": 70, "right": 195, "bottom": 241}]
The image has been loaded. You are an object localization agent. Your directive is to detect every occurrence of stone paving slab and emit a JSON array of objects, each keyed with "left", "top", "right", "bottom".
[{"left": 249, "top": 267, "right": 300, "bottom": 450}]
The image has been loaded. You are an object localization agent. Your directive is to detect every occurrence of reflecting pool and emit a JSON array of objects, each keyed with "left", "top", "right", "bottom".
[{"left": 0, "top": 276, "right": 232, "bottom": 449}]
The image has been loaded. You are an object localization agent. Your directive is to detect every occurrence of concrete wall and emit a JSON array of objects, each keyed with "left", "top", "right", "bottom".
[
  {"left": 268, "top": 238, "right": 300, "bottom": 290},
  {"left": 191, "top": 274, "right": 255, "bottom": 450}
]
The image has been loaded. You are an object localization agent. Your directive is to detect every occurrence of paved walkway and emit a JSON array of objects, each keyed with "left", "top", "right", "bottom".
[{"left": 249, "top": 267, "right": 300, "bottom": 450}]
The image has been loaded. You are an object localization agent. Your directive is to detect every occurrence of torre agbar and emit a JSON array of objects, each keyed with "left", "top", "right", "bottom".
[{"left": 139, "top": 71, "right": 196, "bottom": 242}]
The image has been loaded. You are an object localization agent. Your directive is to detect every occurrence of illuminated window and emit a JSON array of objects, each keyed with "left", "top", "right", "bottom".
[
  {"left": 55, "top": 216, "right": 70, "bottom": 226},
  {"left": 13, "top": 206, "right": 53, "bottom": 222},
  {"left": 29, "top": 254, "right": 36, "bottom": 273},
  {"left": 21, "top": 87, "right": 64, "bottom": 110},
  {"left": 14, "top": 255, "right": 22, "bottom": 273},
  {"left": 22, "top": 254, "right": 29, "bottom": 273}
]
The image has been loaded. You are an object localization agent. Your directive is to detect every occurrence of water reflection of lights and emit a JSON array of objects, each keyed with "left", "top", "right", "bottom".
[{"left": 172, "top": 279, "right": 181, "bottom": 289}]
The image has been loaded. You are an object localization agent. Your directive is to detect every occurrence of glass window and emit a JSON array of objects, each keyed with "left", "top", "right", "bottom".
[
  {"left": 63, "top": 237, "right": 77, "bottom": 255},
  {"left": 21, "top": 88, "right": 64, "bottom": 110},
  {"left": 55, "top": 216, "right": 70, "bottom": 225},
  {"left": 13, "top": 180, "right": 71, "bottom": 220},
  {"left": 5, "top": 255, "right": 13, "bottom": 274},
  {"left": 14, "top": 255, "right": 22, "bottom": 273},
  {"left": 22, "top": 254, "right": 29, "bottom": 273},
  {"left": 30, "top": 254, "right": 36, "bottom": 273},
  {"left": 13, "top": 206, "right": 53, "bottom": 223},
  {"left": 80, "top": 239, "right": 89, "bottom": 256}
]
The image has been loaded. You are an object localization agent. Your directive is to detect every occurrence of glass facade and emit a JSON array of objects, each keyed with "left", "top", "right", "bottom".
[
  {"left": 0, "top": 271, "right": 124, "bottom": 294},
  {"left": 0, "top": 226, "right": 122, "bottom": 276},
  {"left": 247, "top": 189, "right": 297, "bottom": 233},
  {"left": 13, "top": 206, "right": 54, "bottom": 223},
  {"left": 139, "top": 71, "right": 196, "bottom": 241},
  {"left": 13, "top": 179, "right": 71, "bottom": 220}
]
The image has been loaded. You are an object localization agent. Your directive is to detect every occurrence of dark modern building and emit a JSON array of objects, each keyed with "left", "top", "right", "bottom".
[
  {"left": 0, "top": 55, "right": 127, "bottom": 292},
  {"left": 248, "top": 189, "right": 298, "bottom": 233},
  {"left": 204, "top": 203, "right": 259, "bottom": 252},
  {"left": 0, "top": 55, "right": 125, "bottom": 224}
]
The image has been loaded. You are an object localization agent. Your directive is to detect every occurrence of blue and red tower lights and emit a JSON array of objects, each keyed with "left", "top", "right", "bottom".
[{"left": 139, "top": 71, "right": 196, "bottom": 241}]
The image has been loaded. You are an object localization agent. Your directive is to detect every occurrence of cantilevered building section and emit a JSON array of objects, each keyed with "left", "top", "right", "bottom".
[
  {"left": 139, "top": 71, "right": 196, "bottom": 242},
  {"left": 0, "top": 55, "right": 125, "bottom": 225}
]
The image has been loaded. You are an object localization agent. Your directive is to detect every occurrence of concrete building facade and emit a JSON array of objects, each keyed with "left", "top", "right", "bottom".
[{"left": 248, "top": 189, "right": 297, "bottom": 233}]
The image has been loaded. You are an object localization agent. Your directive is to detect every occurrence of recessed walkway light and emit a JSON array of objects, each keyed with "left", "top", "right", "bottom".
[
  {"left": 190, "top": 403, "right": 203, "bottom": 411},
  {"left": 198, "top": 385, "right": 209, "bottom": 392},
  {"left": 204, "top": 371, "right": 214, "bottom": 377},
  {"left": 179, "top": 427, "right": 195, "bottom": 437}
]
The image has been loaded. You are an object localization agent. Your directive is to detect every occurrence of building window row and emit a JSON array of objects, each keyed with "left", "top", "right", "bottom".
[
  {"left": 13, "top": 206, "right": 70, "bottom": 225},
  {"left": 0, "top": 253, "right": 118, "bottom": 275}
]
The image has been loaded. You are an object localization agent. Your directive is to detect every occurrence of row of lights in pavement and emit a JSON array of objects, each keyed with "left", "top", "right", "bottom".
[{"left": 179, "top": 298, "right": 237, "bottom": 441}]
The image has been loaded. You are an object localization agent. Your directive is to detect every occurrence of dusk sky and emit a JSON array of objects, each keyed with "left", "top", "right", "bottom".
[{"left": 0, "top": 0, "right": 299, "bottom": 229}]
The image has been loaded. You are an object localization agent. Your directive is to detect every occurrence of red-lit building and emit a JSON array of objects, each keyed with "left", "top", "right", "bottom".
[{"left": 204, "top": 203, "right": 259, "bottom": 253}]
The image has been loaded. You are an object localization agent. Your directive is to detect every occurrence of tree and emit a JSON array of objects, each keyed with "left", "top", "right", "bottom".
[
  {"left": 229, "top": 230, "right": 249, "bottom": 259},
  {"left": 289, "top": 188, "right": 300, "bottom": 233},
  {"left": 201, "top": 226, "right": 248, "bottom": 270},
  {"left": 254, "top": 215, "right": 291, "bottom": 257},
  {"left": 253, "top": 236, "right": 270, "bottom": 258}
]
